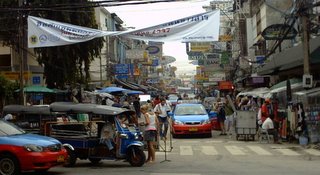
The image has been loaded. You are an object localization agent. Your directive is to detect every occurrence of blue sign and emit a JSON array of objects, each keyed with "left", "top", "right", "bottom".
[
  {"left": 116, "top": 75, "right": 129, "bottom": 79},
  {"left": 115, "top": 64, "right": 129, "bottom": 74},
  {"left": 32, "top": 76, "right": 41, "bottom": 85},
  {"left": 152, "top": 59, "right": 159, "bottom": 66},
  {"left": 256, "top": 56, "right": 265, "bottom": 64}
]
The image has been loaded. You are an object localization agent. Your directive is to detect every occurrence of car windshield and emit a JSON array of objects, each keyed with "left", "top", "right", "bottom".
[
  {"left": 0, "top": 120, "right": 25, "bottom": 136},
  {"left": 168, "top": 96, "right": 178, "bottom": 100},
  {"left": 174, "top": 105, "right": 207, "bottom": 115}
]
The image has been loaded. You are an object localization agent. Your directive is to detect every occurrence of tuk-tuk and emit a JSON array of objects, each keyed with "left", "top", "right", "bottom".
[
  {"left": 48, "top": 102, "right": 146, "bottom": 167},
  {"left": 2, "top": 105, "right": 59, "bottom": 134},
  {"left": 2, "top": 103, "right": 146, "bottom": 167}
]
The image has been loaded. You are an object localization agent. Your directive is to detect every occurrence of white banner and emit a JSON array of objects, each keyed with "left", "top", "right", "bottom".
[
  {"left": 117, "top": 10, "right": 220, "bottom": 42},
  {"left": 28, "top": 10, "right": 220, "bottom": 48},
  {"left": 28, "top": 16, "right": 118, "bottom": 48}
]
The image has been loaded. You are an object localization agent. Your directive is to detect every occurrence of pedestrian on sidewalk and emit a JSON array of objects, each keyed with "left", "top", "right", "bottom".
[
  {"left": 217, "top": 102, "right": 227, "bottom": 135},
  {"left": 154, "top": 98, "right": 171, "bottom": 140},
  {"left": 224, "top": 100, "right": 234, "bottom": 135},
  {"left": 141, "top": 105, "right": 158, "bottom": 163}
]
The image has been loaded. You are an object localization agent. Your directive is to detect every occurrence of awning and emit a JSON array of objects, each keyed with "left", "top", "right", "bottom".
[
  {"left": 293, "top": 87, "right": 320, "bottom": 97},
  {"left": 114, "top": 78, "right": 141, "bottom": 91},
  {"left": 237, "top": 87, "right": 270, "bottom": 98},
  {"left": 15, "top": 86, "right": 55, "bottom": 93},
  {"left": 258, "top": 36, "right": 320, "bottom": 75},
  {"left": 262, "top": 79, "right": 302, "bottom": 99}
]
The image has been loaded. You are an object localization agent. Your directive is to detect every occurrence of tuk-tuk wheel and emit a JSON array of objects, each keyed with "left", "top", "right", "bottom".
[
  {"left": 127, "top": 147, "right": 146, "bottom": 167},
  {"left": 63, "top": 147, "right": 77, "bottom": 167},
  {"left": 89, "top": 158, "right": 101, "bottom": 164}
]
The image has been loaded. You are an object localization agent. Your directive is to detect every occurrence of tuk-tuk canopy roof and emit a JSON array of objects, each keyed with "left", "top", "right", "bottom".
[
  {"left": 49, "top": 102, "right": 134, "bottom": 115},
  {"left": 3, "top": 105, "right": 52, "bottom": 115}
]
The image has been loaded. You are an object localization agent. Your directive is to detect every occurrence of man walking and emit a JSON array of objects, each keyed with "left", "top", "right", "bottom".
[{"left": 154, "top": 98, "right": 171, "bottom": 140}]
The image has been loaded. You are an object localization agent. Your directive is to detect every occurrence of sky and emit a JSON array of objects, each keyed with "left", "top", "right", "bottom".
[{"left": 106, "top": 0, "right": 212, "bottom": 76}]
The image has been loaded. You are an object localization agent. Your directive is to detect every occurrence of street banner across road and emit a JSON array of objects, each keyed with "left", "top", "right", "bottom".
[
  {"left": 27, "top": 10, "right": 220, "bottom": 48},
  {"left": 117, "top": 10, "right": 220, "bottom": 43},
  {"left": 27, "top": 16, "right": 117, "bottom": 48}
]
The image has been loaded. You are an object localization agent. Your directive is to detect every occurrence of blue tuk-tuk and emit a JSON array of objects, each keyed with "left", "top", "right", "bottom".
[{"left": 48, "top": 102, "right": 146, "bottom": 167}]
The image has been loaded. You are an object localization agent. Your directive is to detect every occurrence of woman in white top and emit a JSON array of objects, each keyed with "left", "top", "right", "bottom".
[{"left": 141, "top": 105, "right": 158, "bottom": 163}]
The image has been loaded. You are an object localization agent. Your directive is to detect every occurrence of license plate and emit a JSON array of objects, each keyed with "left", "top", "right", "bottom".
[
  {"left": 57, "top": 155, "right": 65, "bottom": 162},
  {"left": 189, "top": 127, "right": 198, "bottom": 132}
]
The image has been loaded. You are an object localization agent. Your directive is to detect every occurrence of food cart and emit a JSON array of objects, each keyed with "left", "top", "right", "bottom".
[
  {"left": 235, "top": 110, "right": 257, "bottom": 141},
  {"left": 227, "top": 95, "right": 257, "bottom": 141}
]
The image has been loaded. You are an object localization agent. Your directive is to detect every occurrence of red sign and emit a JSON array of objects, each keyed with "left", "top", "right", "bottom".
[{"left": 218, "top": 81, "right": 234, "bottom": 90}]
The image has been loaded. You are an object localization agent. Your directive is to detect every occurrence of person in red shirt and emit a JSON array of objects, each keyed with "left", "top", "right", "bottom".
[
  {"left": 261, "top": 98, "right": 271, "bottom": 123},
  {"left": 152, "top": 95, "right": 161, "bottom": 108}
]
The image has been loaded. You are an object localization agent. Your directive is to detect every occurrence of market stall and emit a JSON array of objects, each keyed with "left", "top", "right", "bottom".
[{"left": 292, "top": 87, "right": 320, "bottom": 144}]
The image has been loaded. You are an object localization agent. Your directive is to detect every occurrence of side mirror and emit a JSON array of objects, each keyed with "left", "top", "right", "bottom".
[{"left": 167, "top": 111, "right": 173, "bottom": 116}]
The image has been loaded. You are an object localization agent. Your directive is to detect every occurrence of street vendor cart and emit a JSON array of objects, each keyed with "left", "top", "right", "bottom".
[
  {"left": 226, "top": 95, "right": 257, "bottom": 141},
  {"left": 235, "top": 110, "right": 257, "bottom": 141}
]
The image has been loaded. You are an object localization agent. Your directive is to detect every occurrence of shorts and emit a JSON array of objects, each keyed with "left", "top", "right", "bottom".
[{"left": 144, "top": 130, "right": 157, "bottom": 141}]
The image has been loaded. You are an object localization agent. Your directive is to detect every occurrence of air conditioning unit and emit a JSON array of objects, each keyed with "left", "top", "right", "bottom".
[{"left": 303, "top": 74, "right": 313, "bottom": 88}]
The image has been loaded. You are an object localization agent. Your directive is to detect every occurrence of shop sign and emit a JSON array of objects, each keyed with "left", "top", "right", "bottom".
[
  {"left": 151, "top": 59, "right": 159, "bottom": 66},
  {"left": 133, "top": 67, "right": 140, "bottom": 76},
  {"left": 252, "top": 77, "right": 265, "bottom": 84},
  {"left": 32, "top": 76, "right": 41, "bottom": 85},
  {"left": 126, "top": 49, "right": 145, "bottom": 59},
  {"left": 220, "top": 51, "right": 231, "bottom": 64},
  {"left": 187, "top": 51, "right": 205, "bottom": 60},
  {"left": 198, "top": 57, "right": 220, "bottom": 65},
  {"left": 203, "top": 82, "right": 217, "bottom": 87},
  {"left": 146, "top": 78, "right": 159, "bottom": 84},
  {"left": 1, "top": 71, "right": 31, "bottom": 80},
  {"left": 256, "top": 56, "right": 265, "bottom": 64},
  {"left": 219, "top": 35, "right": 233, "bottom": 41},
  {"left": 190, "top": 42, "right": 211, "bottom": 52},
  {"left": 262, "top": 24, "right": 297, "bottom": 40},
  {"left": 115, "top": 64, "right": 129, "bottom": 74},
  {"left": 146, "top": 46, "right": 160, "bottom": 54},
  {"left": 218, "top": 81, "right": 234, "bottom": 90},
  {"left": 205, "top": 53, "right": 220, "bottom": 59},
  {"left": 195, "top": 75, "right": 208, "bottom": 81},
  {"left": 161, "top": 56, "right": 176, "bottom": 64},
  {"left": 116, "top": 75, "right": 128, "bottom": 79}
]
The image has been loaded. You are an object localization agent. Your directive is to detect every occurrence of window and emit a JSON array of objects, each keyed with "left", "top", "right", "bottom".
[
  {"left": 105, "top": 18, "right": 108, "bottom": 28},
  {"left": 0, "top": 54, "right": 11, "bottom": 67}
]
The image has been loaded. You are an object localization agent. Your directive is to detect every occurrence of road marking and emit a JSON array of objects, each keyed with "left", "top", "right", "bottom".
[
  {"left": 180, "top": 146, "right": 193, "bottom": 155},
  {"left": 201, "top": 146, "right": 218, "bottom": 155},
  {"left": 304, "top": 149, "right": 320, "bottom": 156},
  {"left": 151, "top": 173, "right": 201, "bottom": 175},
  {"left": 247, "top": 146, "right": 272, "bottom": 155},
  {"left": 275, "top": 149, "right": 300, "bottom": 156},
  {"left": 225, "top": 145, "right": 246, "bottom": 155},
  {"left": 206, "top": 140, "right": 223, "bottom": 143},
  {"left": 227, "top": 141, "right": 246, "bottom": 144}
]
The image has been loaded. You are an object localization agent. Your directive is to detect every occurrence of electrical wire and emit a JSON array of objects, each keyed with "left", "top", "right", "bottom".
[{"left": 0, "top": 0, "right": 179, "bottom": 12}]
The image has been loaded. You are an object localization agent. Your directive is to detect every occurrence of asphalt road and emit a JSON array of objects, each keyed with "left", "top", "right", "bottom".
[{"left": 23, "top": 131, "right": 320, "bottom": 175}]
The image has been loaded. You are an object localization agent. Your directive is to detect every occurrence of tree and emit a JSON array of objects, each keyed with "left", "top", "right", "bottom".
[
  {"left": 0, "top": 0, "right": 104, "bottom": 89},
  {"left": 0, "top": 75, "right": 19, "bottom": 108}
]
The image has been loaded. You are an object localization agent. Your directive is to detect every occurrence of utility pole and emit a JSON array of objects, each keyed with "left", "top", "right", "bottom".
[
  {"left": 18, "top": 0, "right": 25, "bottom": 105},
  {"left": 299, "top": 0, "right": 313, "bottom": 88}
]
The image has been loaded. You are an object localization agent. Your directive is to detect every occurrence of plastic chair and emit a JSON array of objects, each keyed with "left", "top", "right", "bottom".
[{"left": 258, "top": 128, "right": 272, "bottom": 143}]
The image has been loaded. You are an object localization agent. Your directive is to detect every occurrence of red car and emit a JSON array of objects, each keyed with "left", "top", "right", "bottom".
[{"left": 0, "top": 120, "right": 67, "bottom": 175}]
